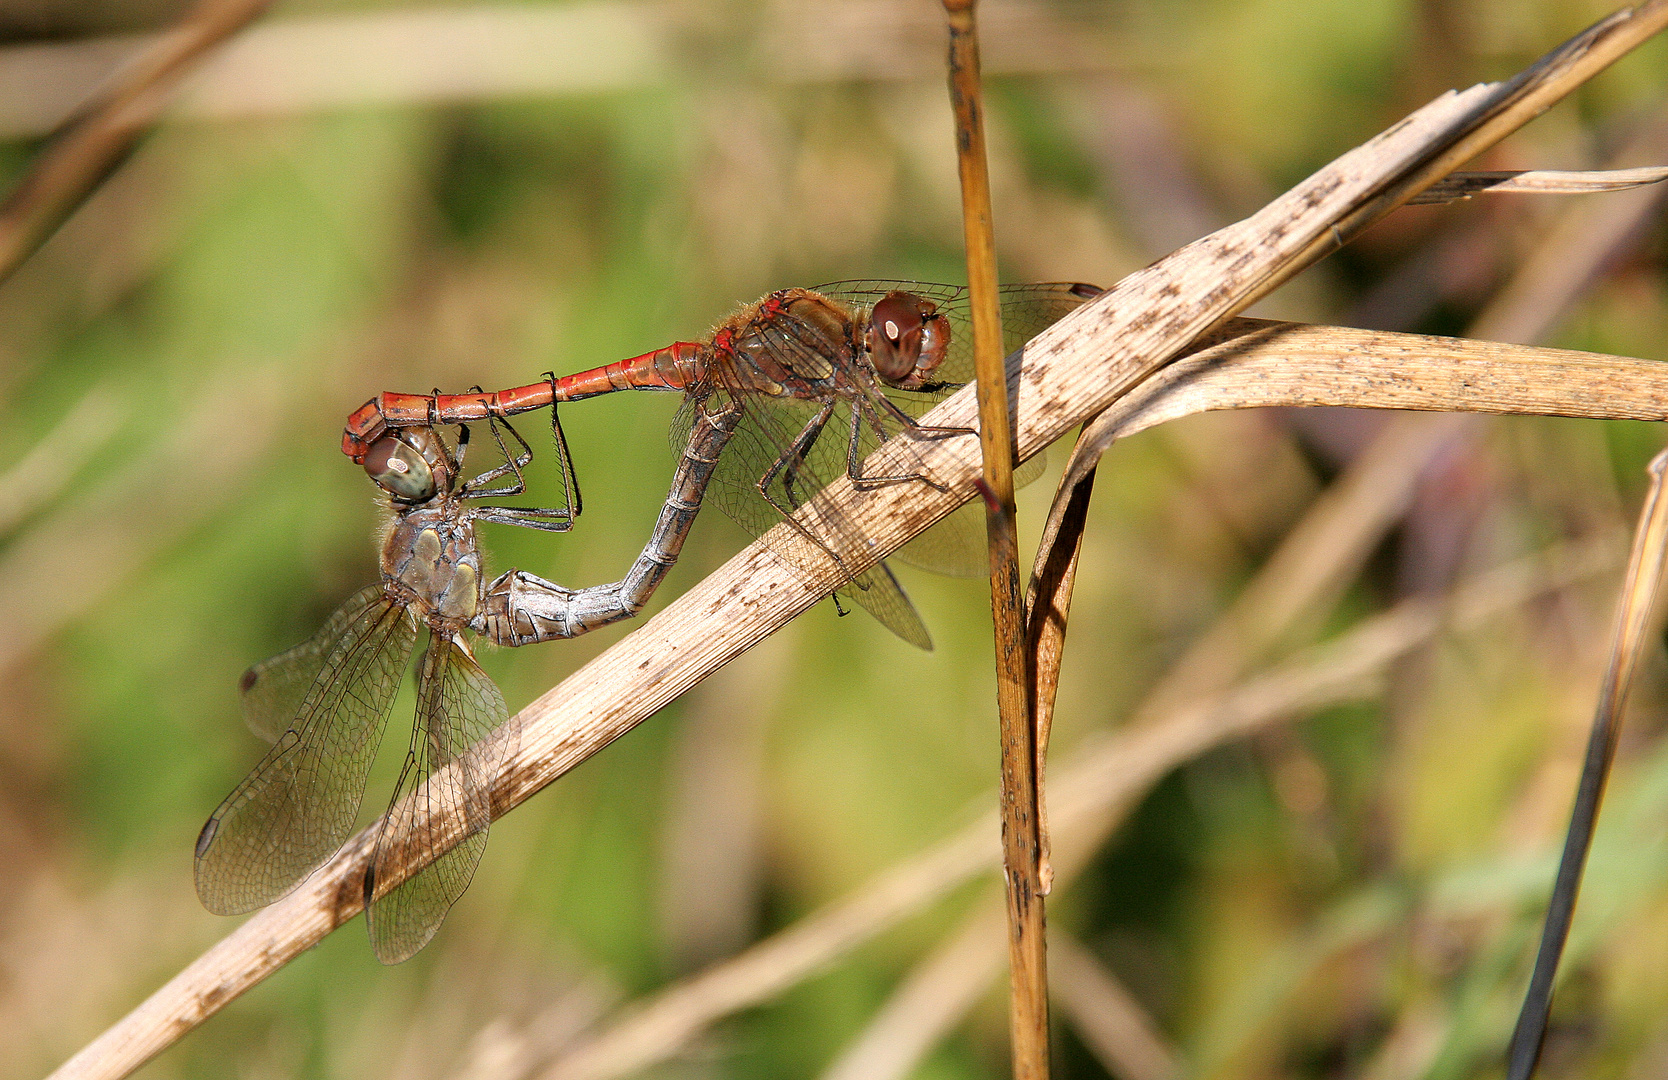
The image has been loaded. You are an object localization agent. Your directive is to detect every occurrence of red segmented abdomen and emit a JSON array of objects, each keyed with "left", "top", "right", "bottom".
[
  {"left": 550, "top": 342, "right": 704, "bottom": 401},
  {"left": 341, "top": 342, "right": 707, "bottom": 462},
  {"left": 343, "top": 384, "right": 559, "bottom": 461}
]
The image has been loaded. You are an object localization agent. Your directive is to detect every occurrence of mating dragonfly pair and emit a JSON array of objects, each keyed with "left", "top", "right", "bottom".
[{"left": 195, "top": 280, "right": 1100, "bottom": 962}]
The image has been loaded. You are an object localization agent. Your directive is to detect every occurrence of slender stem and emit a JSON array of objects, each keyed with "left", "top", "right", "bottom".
[
  {"left": 1506, "top": 447, "right": 1668, "bottom": 1078},
  {"left": 0, "top": 0, "right": 276, "bottom": 284},
  {"left": 1024, "top": 448, "right": 1098, "bottom": 895},
  {"left": 941, "top": 1, "right": 1049, "bottom": 1076}
]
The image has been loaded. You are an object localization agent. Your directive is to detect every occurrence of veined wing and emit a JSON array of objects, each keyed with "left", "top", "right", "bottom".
[
  {"left": 887, "top": 451, "right": 1050, "bottom": 578},
  {"left": 196, "top": 586, "right": 417, "bottom": 915},
  {"left": 671, "top": 388, "right": 934, "bottom": 650},
  {"left": 365, "top": 632, "right": 511, "bottom": 965},
  {"left": 239, "top": 587, "right": 391, "bottom": 743}
]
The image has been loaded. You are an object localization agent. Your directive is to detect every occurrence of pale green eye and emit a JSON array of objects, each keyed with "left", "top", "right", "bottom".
[{"left": 363, "top": 435, "right": 436, "bottom": 501}]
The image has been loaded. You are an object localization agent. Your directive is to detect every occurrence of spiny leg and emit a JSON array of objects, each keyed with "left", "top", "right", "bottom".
[
  {"left": 760, "top": 399, "right": 836, "bottom": 512},
  {"left": 753, "top": 403, "right": 868, "bottom": 588},
  {"left": 845, "top": 393, "right": 949, "bottom": 492},
  {"left": 470, "top": 506, "right": 575, "bottom": 532},
  {"left": 462, "top": 410, "right": 536, "bottom": 497},
  {"left": 543, "top": 382, "right": 582, "bottom": 519},
  {"left": 874, "top": 390, "right": 974, "bottom": 442}
]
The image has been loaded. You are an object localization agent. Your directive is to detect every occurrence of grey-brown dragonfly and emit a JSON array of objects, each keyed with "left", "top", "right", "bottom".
[
  {"left": 195, "top": 404, "right": 738, "bottom": 962},
  {"left": 343, "top": 281, "right": 1100, "bottom": 649}
]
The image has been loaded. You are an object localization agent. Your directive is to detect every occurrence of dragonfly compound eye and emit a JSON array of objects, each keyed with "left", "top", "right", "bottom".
[
  {"left": 364, "top": 434, "right": 437, "bottom": 501},
  {"left": 867, "top": 292, "right": 949, "bottom": 389}
]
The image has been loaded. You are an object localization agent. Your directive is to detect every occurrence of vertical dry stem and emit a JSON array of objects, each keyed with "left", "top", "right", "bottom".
[
  {"left": 1507, "top": 447, "right": 1668, "bottom": 1078},
  {"left": 942, "top": 0, "right": 1049, "bottom": 1075}
]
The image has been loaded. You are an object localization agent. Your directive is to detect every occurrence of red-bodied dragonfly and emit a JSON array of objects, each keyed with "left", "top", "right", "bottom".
[
  {"left": 343, "top": 281, "right": 1101, "bottom": 649},
  {"left": 196, "top": 405, "right": 738, "bottom": 962}
]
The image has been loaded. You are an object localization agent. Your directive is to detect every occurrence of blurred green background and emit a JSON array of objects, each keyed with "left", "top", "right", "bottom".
[{"left": 6, "top": 1, "right": 1668, "bottom": 1077}]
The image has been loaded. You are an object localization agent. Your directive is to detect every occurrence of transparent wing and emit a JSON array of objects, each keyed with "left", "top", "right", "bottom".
[
  {"left": 889, "top": 453, "right": 1050, "bottom": 577},
  {"left": 671, "top": 388, "right": 934, "bottom": 650},
  {"left": 239, "top": 588, "right": 390, "bottom": 743},
  {"left": 364, "top": 633, "right": 512, "bottom": 964},
  {"left": 196, "top": 586, "right": 417, "bottom": 915}
]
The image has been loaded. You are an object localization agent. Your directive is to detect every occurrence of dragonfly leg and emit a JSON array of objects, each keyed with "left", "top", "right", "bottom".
[
  {"left": 476, "top": 401, "right": 741, "bottom": 645},
  {"left": 846, "top": 396, "right": 949, "bottom": 493},
  {"left": 470, "top": 506, "right": 574, "bottom": 533},
  {"left": 752, "top": 405, "right": 873, "bottom": 587},
  {"left": 759, "top": 400, "right": 836, "bottom": 512},
  {"left": 460, "top": 395, "right": 580, "bottom": 518},
  {"left": 546, "top": 388, "right": 583, "bottom": 519},
  {"left": 874, "top": 391, "right": 974, "bottom": 442},
  {"left": 461, "top": 412, "right": 536, "bottom": 497}
]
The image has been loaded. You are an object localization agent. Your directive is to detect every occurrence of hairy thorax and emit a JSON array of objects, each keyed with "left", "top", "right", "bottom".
[
  {"left": 380, "top": 503, "right": 482, "bottom": 629},
  {"left": 713, "top": 288, "right": 858, "bottom": 397}
]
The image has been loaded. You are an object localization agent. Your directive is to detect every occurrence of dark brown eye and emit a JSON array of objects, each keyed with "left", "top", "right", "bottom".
[
  {"left": 913, "top": 310, "right": 949, "bottom": 383},
  {"left": 867, "top": 292, "right": 927, "bottom": 385},
  {"left": 867, "top": 292, "right": 951, "bottom": 389},
  {"left": 364, "top": 434, "right": 436, "bottom": 501}
]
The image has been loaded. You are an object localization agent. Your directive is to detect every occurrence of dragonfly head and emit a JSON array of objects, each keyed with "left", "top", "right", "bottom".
[
  {"left": 866, "top": 292, "right": 950, "bottom": 391},
  {"left": 363, "top": 427, "right": 452, "bottom": 503}
]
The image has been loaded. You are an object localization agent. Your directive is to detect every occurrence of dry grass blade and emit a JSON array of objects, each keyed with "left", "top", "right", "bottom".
[
  {"left": 1409, "top": 166, "right": 1668, "bottom": 204},
  {"left": 1101, "top": 320, "right": 1668, "bottom": 432},
  {"left": 1056, "top": 319, "right": 1668, "bottom": 501},
  {"left": 0, "top": 0, "right": 276, "bottom": 283},
  {"left": 1050, "top": 933, "right": 1179, "bottom": 1080},
  {"left": 1506, "top": 447, "right": 1668, "bottom": 1079},
  {"left": 941, "top": 0, "right": 1049, "bottom": 1073},
  {"left": 48, "top": 7, "right": 1668, "bottom": 1074},
  {"left": 528, "top": 537, "right": 1617, "bottom": 1080},
  {"left": 1022, "top": 431, "right": 1098, "bottom": 893}
]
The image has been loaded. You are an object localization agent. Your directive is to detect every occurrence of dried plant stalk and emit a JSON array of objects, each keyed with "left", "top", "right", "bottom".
[
  {"left": 1507, "top": 448, "right": 1668, "bottom": 1078},
  {"left": 941, "top": 0, "right": 1051, "bottom": 1073}
]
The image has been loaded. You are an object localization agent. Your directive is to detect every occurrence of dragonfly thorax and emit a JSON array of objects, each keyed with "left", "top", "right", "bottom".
[
  {"left": 381, "top": 510, "right": 481, "bottom": 628},
  {"left": 720, "top": 290, "right": 854, "bottom": 394}
]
